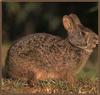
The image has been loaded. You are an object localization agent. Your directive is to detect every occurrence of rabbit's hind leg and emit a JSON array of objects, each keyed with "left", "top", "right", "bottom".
[
  {"left": 27, "top": 67, "right": 48, "bottom": 87},
  {"left": 27, "top": 70, "right": 37, "bottom": 87},
  {"left": 65, "top": 70, "right": 76, "bottom": 87}
]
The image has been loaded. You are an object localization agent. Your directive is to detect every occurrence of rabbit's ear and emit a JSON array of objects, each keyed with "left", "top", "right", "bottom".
[
  {"left": 63, "top": 15, "right": 75, "bottom": 32},
  {"left": 69, "top": 13, "right": 81, "bottom": 25}
]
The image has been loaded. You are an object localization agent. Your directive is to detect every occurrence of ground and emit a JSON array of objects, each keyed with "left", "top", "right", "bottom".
[{"left": 0, "top": 78, "right": 98, "bottom": 94}]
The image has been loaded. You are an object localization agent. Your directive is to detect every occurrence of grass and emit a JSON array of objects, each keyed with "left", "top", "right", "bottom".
[
  {"left": 0, "top": 78, "right": 99, "bottom": 94},
  {"left": 1, "top": 43, "right": 99, "bottom": 94}
]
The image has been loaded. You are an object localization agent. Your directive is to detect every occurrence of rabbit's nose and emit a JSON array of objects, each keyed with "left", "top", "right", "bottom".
[
  {"left": 95, "top": 35, "right": 99, "bottom": 44},
  {"left": 92, "top": 44, "right": 96, "bottom": 48},
  {"left": 96, "top": 39, "right": 99, "bottom": 44}
]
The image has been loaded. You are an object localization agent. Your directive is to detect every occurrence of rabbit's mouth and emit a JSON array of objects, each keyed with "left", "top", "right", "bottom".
[
  {"left": 84, "top": 41, "right": 98, "bottom": 53},
  {"left": 87, "top": 34, "right": 99, "bottom": 48}
]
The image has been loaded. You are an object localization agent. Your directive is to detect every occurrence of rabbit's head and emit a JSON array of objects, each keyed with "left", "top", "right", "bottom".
[{"left": 63, "top": 13, "right": 99, "bottom": 52}]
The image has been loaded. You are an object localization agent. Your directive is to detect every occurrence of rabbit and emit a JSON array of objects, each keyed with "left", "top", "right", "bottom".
[{"left": 2, "top": 13, "right": 98, "bottom": 86}]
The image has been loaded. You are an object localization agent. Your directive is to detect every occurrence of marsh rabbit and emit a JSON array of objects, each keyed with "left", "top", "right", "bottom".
[{"left": 2, "top": 13, "right": 98, "bottom": 86}]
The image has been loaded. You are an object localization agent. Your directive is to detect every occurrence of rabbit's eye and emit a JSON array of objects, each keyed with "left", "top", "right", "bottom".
[{"left": 81, "top": 31, "right": 86, "bottom": 36}]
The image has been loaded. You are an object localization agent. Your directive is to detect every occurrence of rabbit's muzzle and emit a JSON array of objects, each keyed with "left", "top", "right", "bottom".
[{"left": 91, "top": 35, "right": 99, "bottom": 48}]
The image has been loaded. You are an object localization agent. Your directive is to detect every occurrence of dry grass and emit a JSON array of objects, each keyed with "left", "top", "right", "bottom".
[{"left": 0, "top": 78, "right": 99, "bottom": 94}]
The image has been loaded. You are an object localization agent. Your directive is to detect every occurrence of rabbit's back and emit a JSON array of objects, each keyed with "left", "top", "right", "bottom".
[{"left": 8, "top": 33, "right": 67, "bottom": 65}]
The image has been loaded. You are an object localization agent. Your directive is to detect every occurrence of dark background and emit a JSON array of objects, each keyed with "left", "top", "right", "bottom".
[{"left": 2, "top": 2, "right": 98, "bottom": 42}]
